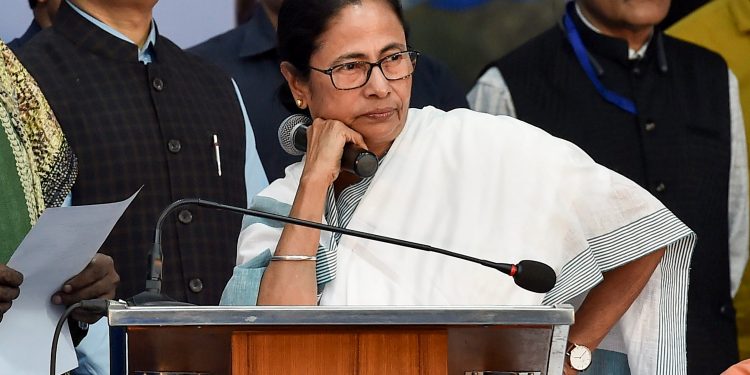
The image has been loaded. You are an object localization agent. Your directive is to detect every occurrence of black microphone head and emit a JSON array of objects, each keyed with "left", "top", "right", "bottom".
[
  {"left": 278, "top": 114, "right": 311, "bottom": 156},
  {"left": 514, "top": 260, "right": 557, "bottom": 293}
]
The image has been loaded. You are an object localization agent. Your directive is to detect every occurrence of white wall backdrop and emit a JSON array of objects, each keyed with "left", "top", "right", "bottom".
[{"left": 0, "top": 0, "right": 235, "bottom": 49}]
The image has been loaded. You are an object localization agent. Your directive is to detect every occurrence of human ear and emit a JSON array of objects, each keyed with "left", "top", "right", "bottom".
[{"left": 280, "top": 62, "right": 311, "bottom": 109}]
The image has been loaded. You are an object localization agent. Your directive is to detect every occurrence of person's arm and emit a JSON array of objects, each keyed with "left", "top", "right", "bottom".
[
  {"left": 726, "top": 69, "right": 749, "bottom": 297},
  {"left": 0, "top": 264, "right": 23, "bottom": 323},
  {"left": 563, "top": 247, "right": 665, "bottom": 374},
  {"left": 256, "top": 118, "right": 367, "bottom": 305}
]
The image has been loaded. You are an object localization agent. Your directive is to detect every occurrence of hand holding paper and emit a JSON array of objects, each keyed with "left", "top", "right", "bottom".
[
  {"left": 51, "top": 253, "right": 119, "bottom": 324},
  {"left": 0, "top": 191, "right": 137, "bottom": 374},
  {"left": 0, "top": 264, "right": 22, "bottom": 323}
]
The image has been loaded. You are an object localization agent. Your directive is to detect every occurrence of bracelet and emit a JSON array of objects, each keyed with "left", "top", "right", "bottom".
[{"left": 271, "top": 255, "right": 317, "bottom": 261}]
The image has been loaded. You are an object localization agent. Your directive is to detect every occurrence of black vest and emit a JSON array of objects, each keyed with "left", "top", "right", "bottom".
[
  {"left": 493, "top": 13, "right": 737, "bottom": 374},
  {"left": 20, "top": 2, "right": 248, "bottom": 305}
]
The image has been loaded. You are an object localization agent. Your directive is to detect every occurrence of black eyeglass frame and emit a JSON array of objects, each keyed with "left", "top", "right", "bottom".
[{"left": 309, "top": 50, "right": 420, "bottom": 90}]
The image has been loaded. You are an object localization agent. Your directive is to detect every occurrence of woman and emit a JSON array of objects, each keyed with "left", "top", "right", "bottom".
[{"left": 222, "top": 0, "right": 694, "bottom": 373}]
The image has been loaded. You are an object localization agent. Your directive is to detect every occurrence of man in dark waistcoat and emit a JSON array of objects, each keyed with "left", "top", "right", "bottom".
[
  {"left": 19, "top": 0, "right": 269, "bottom": 306},
  {"left": 469, "top": 0, "right": 748, "bottom": 373},
  {"left": 189, "top": 0, "right": 469, "bottom": 181}
]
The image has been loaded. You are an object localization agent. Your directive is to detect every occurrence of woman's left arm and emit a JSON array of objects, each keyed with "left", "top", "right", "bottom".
[{"left": 564, "top": 247, "right": 666, "bottom": 374}]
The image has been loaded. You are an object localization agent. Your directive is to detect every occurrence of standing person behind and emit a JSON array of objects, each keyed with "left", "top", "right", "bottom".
[
  {"left": 19, "top": 0, "right": 268, "bottom": 306},
  {"left": 668, "top": 8, "right": 750, "bottom": 359},
  {"left": 0, "top": 38, "right": 118, "bottom": 348},
  {"left": 7, "top": 0, "right": 60, "bottom": 51},
  {"left": 189, "top": 0, "right": 468, "bottom": 181},
  {"left": 468, "top": 0, "right": 749, "bottom": 373}
]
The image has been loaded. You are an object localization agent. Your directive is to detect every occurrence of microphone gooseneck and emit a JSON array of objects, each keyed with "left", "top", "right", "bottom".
[
  {"left": 127, "top": 199, "right": 198, "bottom": 306},
  {"left": 132, "top": 198, "right": 557, "bottom": 301},
  {"left": 278, "top": 114, "right": 379, "bottom": 178}
]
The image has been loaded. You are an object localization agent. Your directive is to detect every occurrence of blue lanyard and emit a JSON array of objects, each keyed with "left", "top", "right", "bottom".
[{"left": 562, "top": 2, "right": 637, "bottom": 115}]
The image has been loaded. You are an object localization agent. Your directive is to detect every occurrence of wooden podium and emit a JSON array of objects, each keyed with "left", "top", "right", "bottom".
[{"left": 107, "top": 302, "right": 573, "bottom": 375}]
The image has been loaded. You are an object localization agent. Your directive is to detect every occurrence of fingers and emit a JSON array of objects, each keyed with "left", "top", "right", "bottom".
[
  {"left": 308, "top": 118, "right": 360, "bottom": 150},
  {"left": 0, "top": 285, "right": 21, "bottom": 303},
  {"left": 343, "top": 130, "right": 368, "bottom": 151},
  {"left": 0, "top": 265, "right": 23, "bottom": 321},
  {"left": 0, "top": 266, "right": 23, "bottom": 323},
  {"left": 61, "top": 253, "right": 113, "bottom": 292},
  {"left": 305, "top": 118, "right": 368, "bottom": 162},
  {"left": 0, "top": 301, "right": 11, "bottom": 322},
  {"left": 52, "top": 254, "right": 119, "bottom": 306},
  {"left": 0, "top": 264, "right": 23, "bottom": 288}
]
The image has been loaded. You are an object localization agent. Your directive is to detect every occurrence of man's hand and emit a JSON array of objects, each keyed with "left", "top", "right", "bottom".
[
  {"left": 0, "top": 264, "right": 23, "bottom": 323},
  {"left": 51, "top": 254, "right": 119, "bottom": 323}
]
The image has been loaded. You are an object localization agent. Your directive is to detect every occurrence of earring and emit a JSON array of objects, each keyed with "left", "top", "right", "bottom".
[{"left": 295, "top": 98, "right": 304, "bottom": 109}]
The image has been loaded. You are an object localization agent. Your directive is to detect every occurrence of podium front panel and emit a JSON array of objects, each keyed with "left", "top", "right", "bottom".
[{"left": 108, "top": 303, "right": 573, "bottom": 375}]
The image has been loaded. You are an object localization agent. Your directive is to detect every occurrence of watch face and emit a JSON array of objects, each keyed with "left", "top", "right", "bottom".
[{"left": 569, "top": 345, "right": 592, "bottom": 371}]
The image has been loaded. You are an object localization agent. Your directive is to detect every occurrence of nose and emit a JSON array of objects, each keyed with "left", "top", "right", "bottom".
[{"left": 363, "top": 65, "right": 391, "bottom": 98}]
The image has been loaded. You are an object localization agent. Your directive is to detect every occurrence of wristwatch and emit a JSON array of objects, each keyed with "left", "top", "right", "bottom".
[{"left": 566, "top": 342, "right": 592, "bottom": 371}]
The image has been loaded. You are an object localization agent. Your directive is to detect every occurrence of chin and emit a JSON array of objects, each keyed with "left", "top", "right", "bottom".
[
  {"left": 358, "top": 119, "right": 404, "bottom": 144},
  {"left": 625, "top": 3, "right": 670, "bottom": 25}
]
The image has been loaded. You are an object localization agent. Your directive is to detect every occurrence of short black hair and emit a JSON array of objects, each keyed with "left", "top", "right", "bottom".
[
  {"left": 277, "top": 0, "right": 406, "bottom": 78},
  {"left": 276, "top": 0, "right": 406, "bottom": 111},
  {"left": 29, "top": 0, "right": 37, "bottom": 9}
]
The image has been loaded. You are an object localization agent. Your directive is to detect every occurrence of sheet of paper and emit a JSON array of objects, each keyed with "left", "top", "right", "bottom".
[{"left": 0, "top": 191, "right": 137, "bottom": 374}]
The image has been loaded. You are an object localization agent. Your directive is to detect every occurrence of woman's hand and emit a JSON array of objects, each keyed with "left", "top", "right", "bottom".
[
  {"left": 301, "top": 118, "right": 368, "bottom": 186},
  {"left": 258, "top": 118, "right": 366, "bottom": 306}
]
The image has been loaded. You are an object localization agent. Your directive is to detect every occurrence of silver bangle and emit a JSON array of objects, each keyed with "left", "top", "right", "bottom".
[{"left": 271, "top": 255, "right": 317, "bottom": 261}]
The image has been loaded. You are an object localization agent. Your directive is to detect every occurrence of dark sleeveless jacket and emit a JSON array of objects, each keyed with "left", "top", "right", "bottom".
[
  {"left": 20, "top": 1, "right": 247, "bottom": 305},
  {"left": 493, "top": 12, "right": 737, "bottom": 374}
]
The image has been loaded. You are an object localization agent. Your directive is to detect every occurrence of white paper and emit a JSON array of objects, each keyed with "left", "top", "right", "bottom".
[{"left": 0, "top": 191, "right": 137, "bottom": 374}]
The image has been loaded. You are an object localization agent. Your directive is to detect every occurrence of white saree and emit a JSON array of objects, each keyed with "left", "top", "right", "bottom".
[{"left": 228, "top": 106, "right": 694, "bottom": 374}]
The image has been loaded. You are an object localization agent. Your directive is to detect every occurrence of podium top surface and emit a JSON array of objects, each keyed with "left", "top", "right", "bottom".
[{"left": 106, "top": 302, "right": 574, "bottom": 327}]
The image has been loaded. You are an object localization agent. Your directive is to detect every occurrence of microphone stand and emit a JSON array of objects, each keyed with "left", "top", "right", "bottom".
[{"left": 128, "top": 198, "right": 556, "bottom": 306}]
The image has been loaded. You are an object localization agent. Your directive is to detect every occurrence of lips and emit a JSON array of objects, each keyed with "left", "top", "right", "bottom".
[{"left": 361, "top": 108, "right": 397, "bottom": 120}]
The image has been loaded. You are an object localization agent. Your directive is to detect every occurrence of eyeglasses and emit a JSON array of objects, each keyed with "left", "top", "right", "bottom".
[{"left": 310, "top": 50, "right": 420, "bottom": 90}]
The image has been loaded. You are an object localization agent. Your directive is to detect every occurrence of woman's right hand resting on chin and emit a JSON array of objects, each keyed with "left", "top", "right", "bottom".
[
  {"left": 300, "top": 117, "right": 369, "bottom": 186},
  {"left": 257, "top": 118, "right": 368, "bottom": 306}
]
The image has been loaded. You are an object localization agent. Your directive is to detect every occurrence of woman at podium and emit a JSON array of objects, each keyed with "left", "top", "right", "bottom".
[{"left": 223, "top": 0, "right": 695, "bottom": 373}]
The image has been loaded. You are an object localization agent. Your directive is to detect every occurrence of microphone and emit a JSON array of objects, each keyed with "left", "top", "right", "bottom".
[
  {"left": 129, "top": 199, "right": 556, "bottom": 306},
  {"left": 278, "top": 114, "right": 379, "bottom": 178}
]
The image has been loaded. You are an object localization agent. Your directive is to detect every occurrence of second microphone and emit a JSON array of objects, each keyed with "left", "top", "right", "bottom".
[{"left": 278, "top": 114, "right": 379, "bottom": 178}]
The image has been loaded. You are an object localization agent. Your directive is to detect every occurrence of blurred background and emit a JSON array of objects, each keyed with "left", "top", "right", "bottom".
[
  {"left": 405, "top": 0, "right": 565, "bottom": 89},
  {"left": 0, "top": 0, "right": 236, "bottom": 50},
  {"left": 0, "top": 0, "right": 564, "bottom": 90}
]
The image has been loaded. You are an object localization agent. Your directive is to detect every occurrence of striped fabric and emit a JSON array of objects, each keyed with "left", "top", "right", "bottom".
[
  {"left": 543, "top": 208, "right": 693, "bottom": 305},
  {"left": 543, "top": 208, "right": 695, "bottom": 374},
  {"left": 317, "top": 164, "right": 383, "bottom": 285}
]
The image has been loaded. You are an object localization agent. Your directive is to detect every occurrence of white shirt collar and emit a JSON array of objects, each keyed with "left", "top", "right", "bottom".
[{"left": 66, "top": 0, "right": 156, "bottom": 64}]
